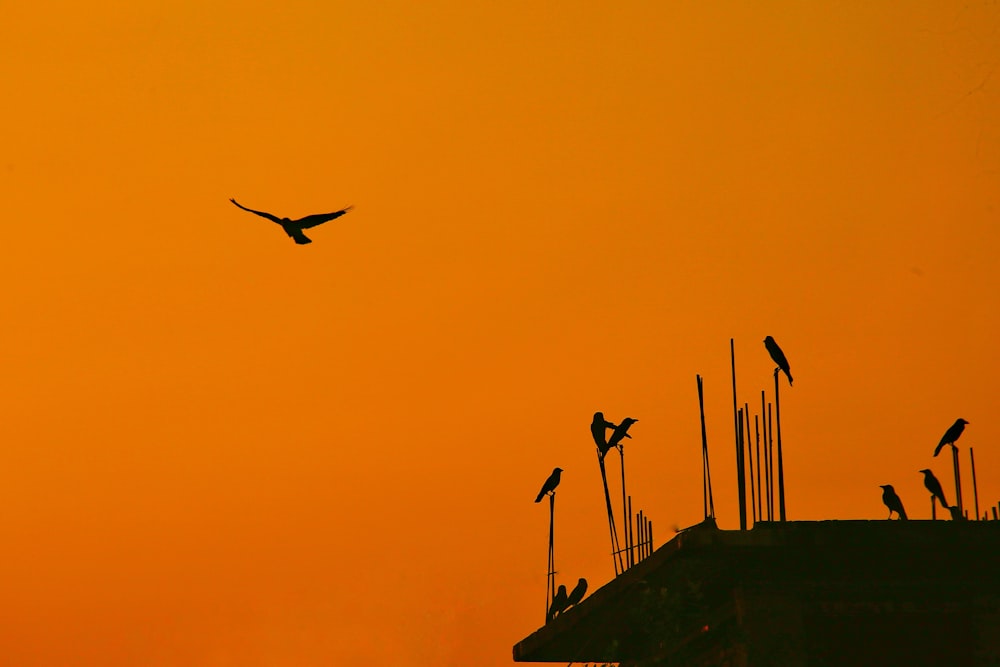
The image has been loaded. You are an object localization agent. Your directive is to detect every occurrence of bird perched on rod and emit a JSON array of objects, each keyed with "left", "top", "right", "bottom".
[
  {"left": 880, "top": 484, "right": 907, "bottom": 520},
  {"left": 934, "top": 418, "right": 969, "bottom": 457},
  {"left": 591, "top": 412, "right": 628, "bottom": 457},
  {"left": 919, "top": 468, "right": 949, "bottom": 509},
  {"left": 764, "top": 336, "right": 793, "bottom": 386},
  {"left": 534, "top": 467, "right": 563, "bottom": 503},
  {"left": 230, "top": 198, "right": 353, "bottom": 245},
  {"left": 565, "top": 577, "right": 588, "bottom": 610},
  {"left": 606, "top": 417, "right": 638, "bottom": 456},
  {"left": 547, "top": 585, "right": 568, "bottom": 622}
]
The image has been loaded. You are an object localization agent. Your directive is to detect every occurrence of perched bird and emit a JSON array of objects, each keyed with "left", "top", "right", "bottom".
[
  {"left": 534, "top": 467, "right": 563, "bottom": 503},
  {"left": 591, "top": 412, "right": 626, "bottom": 457},
  {"left": 880, "top": 484, "right": 907, "bottom": 520},
  {"left": 934, "top": 418, "right": 969, "bottom": 457},
  {"left": 547, "top": 585, "right": 568, "bottom": 622},
  {"left": 763, "top": 336, "right": 793, "bottom": 386},
  {"left": 230, "top": 198, "right": 353, "bottom": 245},
  {"left": 606, "top": 417, "right": 638, "bottom": 455},
  {"left": 919, "top": 469, "right": 949, "bottom": 509},
  {"left": 565, "top": 578, "right": 588, "bottom": 609}
]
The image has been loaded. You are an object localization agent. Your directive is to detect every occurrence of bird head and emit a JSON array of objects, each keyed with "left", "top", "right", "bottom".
[
  {"left": 622, "top": 417, "right": 638, "bottom": 426},
  {"left": 554, "top": 467, "right": 564, "bottom": 473},
  {"left": 958, "top": 418, "right": 969, "bottom": 425},
  {"left": 764, "top": 335, "right": 774, "bottom": 344},
  {"left": 880, "top": 484, "right": 892, "bottom": 490},
  {"left": 919, "top": 468, "right": 931, "bottom": 475}
]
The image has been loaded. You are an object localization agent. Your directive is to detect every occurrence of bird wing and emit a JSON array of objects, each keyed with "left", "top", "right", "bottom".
[
  {"left": 295, "top": 206, "right": 354, "bottom": 229},
  {"left": 230, "top": 199, "right": 282, "bottom": 224}
]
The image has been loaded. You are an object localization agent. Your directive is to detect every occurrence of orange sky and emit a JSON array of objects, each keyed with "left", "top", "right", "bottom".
[{"left": 2, "top": 1, "right": 999, "bottom": 664}]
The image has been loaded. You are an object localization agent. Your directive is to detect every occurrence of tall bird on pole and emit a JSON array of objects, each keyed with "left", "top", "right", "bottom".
[
  {"left": 764, "top": 336, "right": 793, "bottom": 386},
  {"left": 535, "top": 467, "right": 563, "bottom": 503},
  {"left": 607, "top": 417, "right": 638, "bottom": 454},
  {"left": 934, "top": 418, "right": 969, "bottom": 457},
  {"left": 920, "top": 469, "right": 949, "bottom": 509},
  {"left": 591, "top": 412, "right": 627, "bottom": 458},
  {"left": 230, "top": 198, "right": 353, "bottom": 245},
  {"left": 880, "top": 484, "right": 907, "bottom": 520}
]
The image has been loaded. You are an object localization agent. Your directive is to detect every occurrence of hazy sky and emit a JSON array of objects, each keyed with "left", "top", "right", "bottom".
[{"left": 2, "top": 1, "right": 999, "bottom": 665}]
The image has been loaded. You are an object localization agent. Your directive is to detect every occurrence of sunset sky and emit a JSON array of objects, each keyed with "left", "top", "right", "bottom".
[{"left": 2, "top": 1, "right": 999, "bottom": 664}]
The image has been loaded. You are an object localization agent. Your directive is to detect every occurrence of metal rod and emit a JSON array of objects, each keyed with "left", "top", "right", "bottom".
[
  {"left": 745, "top": 403, "right": 755, "bottom": 525},
  {"left": 755, "top": 413, "right": 762, "bottom": 522},
  {"left": 697, "top": 375, "right": 715, "bottom": 519},
  {"left": 951, "top": 445, "right": 964, "bottom": 515},
  {"left": 970, "top": 448, "right": 980, "bottom": 521},
  {"left": 731, "top": 339, "right": 747, "bottom": 530},
  {"left": 767, "top": 401, "right": 774, "bottom": 520},
  {"left": 992, "top": 506, "right": 998, "bottom": 521},
  {"left": 931, "top": 495, "right": 937, "bottom": 521},
  {"left": 619, "top": 447, "right": 628, "bottom": 569},
  {"left": 547, "top": 491, "right": 555, "bottom": 622},
  {"left": 774, "top": 370, "right": 786, "bottom": 521},
  {"left": 648, "top": 520, "right": 653, "bottom": 554},
  {"left": 597, "top": 452, "right": 623, "bottom": 575},
  {"left": 627, "top": 495, "right": 634, "bottom": 569},
  {"left": 637, "top": 509, "right": 644, "bottom": 561}
]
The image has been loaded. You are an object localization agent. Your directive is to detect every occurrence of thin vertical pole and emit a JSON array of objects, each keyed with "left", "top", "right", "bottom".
[
  {"left": 951, "top": 446, "right": 964, "bottom": 515},
  {"left": 931, "top": 495, "right": 937, "bottom": 520},
  {"left": 731, "top": 340, "right": 747, "bottom": 530},
  {"left": 761, "top": 391, "right": 771, "bottom": 521},
  {"left": 767, "top": 401, "right": 774, "bottom": 520},
  {"left": 774, "top": 371, "right": 786, "bottom": 521},
  {"left": 597, "top": 453, "right": 624, "bottom": 575},
  {"left": 697, "top": 375, "right": 715, "bottom": 519},
  {"left": 627, "top": 495, "right": 634, "bottom": 569},
  {"left": 992, "top": 506, "right": 998, "bottom": 521},
  {"left": 619, "top": 447, "right": 628, "bottom": 569},
  {"left": 745, "top": 404, "right": 755, "bottom": 525},
  {"left": 755, "top": 414, "right": 763, "bottom": 522},
  {"left": 546, "top": 491, "right": 555, "bottom": 622},
  {"left": 970, "top": 448, "right": 980, "bottom": 521},
  {"left": 637, "top": 509, "right": 644, "bottom": 561},
  {"left": 648, "top": 520, "right": 654, "bottom": 554}
]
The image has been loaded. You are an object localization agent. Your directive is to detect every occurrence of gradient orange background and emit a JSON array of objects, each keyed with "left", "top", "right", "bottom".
[{"left": 2, "top": 1, "right": 999, "bottom": 664}]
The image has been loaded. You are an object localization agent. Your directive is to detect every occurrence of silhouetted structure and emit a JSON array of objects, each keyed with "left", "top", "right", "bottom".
[
  {"left": 880, "top": 484, "right": 907, "bottom": 520},
  {"left": 547, "top": 584, "right": 568, "bottom": 622},
  {"left": 934, "top": 418, "right": 969, "bottom": 457},
  {"left": 514, "top": 520, "right": 1000, "bottom": 666},
  {"left": 230, "top": 198, "right": 353, "bottom": 244},
  {"left": 535, "top": 468, "right": 563, "bottom": 503},
  {"left": 921, "top": 468, "right": 950, "bottom": 509},
  {"left": 764, "top": 335, "right": 793, "bottom": 386},
  {"left": 565, "top": 578, "right": 588, "bottom": 609},
  {"left": 948, "top": 505, "right": 967, "bottom": 521}
]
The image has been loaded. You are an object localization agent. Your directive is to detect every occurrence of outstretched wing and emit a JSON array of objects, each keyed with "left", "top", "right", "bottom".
[
  {"left": 230, "top": 198, "right": 282, "bottom": 224},
  {"left": 295, "top": 205, "right": 354, "bottom": 229}
]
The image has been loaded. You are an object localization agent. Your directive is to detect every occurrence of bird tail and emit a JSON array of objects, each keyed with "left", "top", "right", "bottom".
[
  {"left": 933, "top": 442, "right": 945, "bottom": 457},
  {"left": 534, "top": 492, "right": 544, "bottom": 503},
  {"left": 899, "top": 507, "right": 908, "bottom": 520}
]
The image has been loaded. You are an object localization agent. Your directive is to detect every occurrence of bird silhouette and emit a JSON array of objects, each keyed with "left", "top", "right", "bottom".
[
  {"left": 880, "top": 484, "right": 907, "bottom": 520},
  {"left": 934, "top": 418, "right": 969, "bottom": 457},
  {"left": 547, "top": 584, "right": 568, "bottom": 622},
  {"left": 565, "top": 577, "right": 588, "bottom": 609},
  {"left": 591, "top": 412, "right": 625, "bottom": 457},
  {"left": 919, "top": 469, "right": 949, "bottom": 509},
  {"left": 534, "top": 467, "right": 563, "bottom": 503},
  {"left": 764, "top": 336, "right": 793, "bottom": 386},
  {"left": 230, "top": 198, "right": 353, "bottom": 244},
  {"left": 606, "top": 417, "right": 638, "bottom": 456}
]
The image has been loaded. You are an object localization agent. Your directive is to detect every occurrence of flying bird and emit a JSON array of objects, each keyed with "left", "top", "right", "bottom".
[
  {"left": 230, "top": 198, "right": 353, "bottom": 244},
  {"left": 534, "top": 467, "right": 563, "bottom": 503},
  {"left": 565, "top": 578, "right": 588, "bottom": 609},
  {"left": 547, "top": 585, "right": 568, "bottom": 622},
  {"left": 763, "top": 336, "right": 793, "bottom": 386},
  {"left": 934, "top": 418, "right": 969, "bottom": 457},
  {"left": 880, "top": 484, "right": 907, "bottom": 520},
  {"left": 606, "top": 417, "right": 638, "bottom": 456},
  {"left": 919, "top": 469, "right": 949, "bottom": 509}
]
